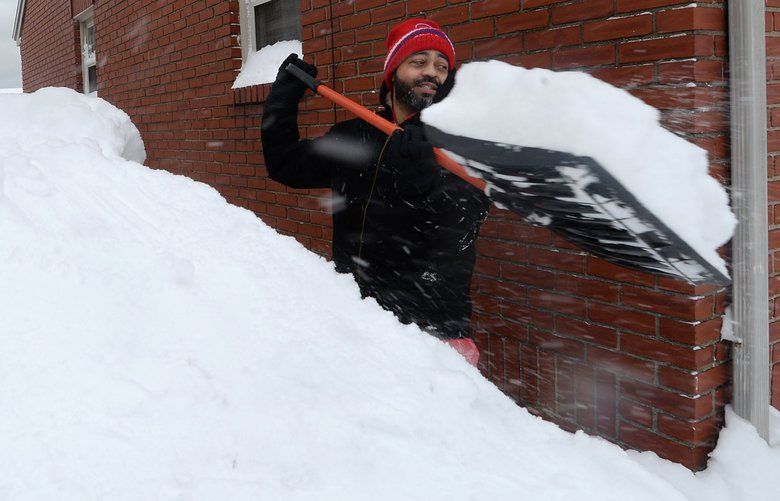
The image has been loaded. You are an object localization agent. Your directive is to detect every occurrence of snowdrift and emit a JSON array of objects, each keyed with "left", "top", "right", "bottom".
[
  {"left": 423, "top": 61, "right": 736, "bottom": 277},
  {"left": 0, "top": 88, "right": 776, "bottom": 500}
]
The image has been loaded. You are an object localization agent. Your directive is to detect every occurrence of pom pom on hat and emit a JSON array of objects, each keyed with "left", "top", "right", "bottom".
[{"left": 383, "top": 18, "right": 456, "bottom": 87}]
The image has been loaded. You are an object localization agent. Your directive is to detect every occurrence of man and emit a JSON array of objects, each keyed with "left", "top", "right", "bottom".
[{"left": 261, "top": 19, "right": 490, "bottom": 365}]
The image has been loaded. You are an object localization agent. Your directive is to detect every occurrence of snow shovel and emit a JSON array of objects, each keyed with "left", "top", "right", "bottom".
[{"left": 285, "top": 64, "right": 730, "bottom": 286}]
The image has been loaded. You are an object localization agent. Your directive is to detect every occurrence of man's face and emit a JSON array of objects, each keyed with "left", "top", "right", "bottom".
[{"left": 393, "top": 50, "right": 449, "bottom": 112}]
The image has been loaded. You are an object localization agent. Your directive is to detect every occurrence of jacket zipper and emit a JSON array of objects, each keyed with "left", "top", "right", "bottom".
[{"left": 356, "top": 133, "right": 394, "bottom": 272}]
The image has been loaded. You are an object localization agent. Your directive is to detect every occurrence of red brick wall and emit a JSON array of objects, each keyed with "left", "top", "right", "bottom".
[
  {"left": 19, "top": 0, "right": 735, "bottom": 470},
  {"left": 72, "top": 0, "right": 92, "bottom": 17},
  {"left": 768, "top": 1, "right": 780, "bottom": 412},
  {"left": 19, "top": 0, "right": 81, "bottom": 91}
]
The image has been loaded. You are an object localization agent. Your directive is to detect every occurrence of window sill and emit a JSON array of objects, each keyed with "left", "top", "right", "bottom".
[{"left": 233, "top": 83, "right": 271, "bottom": 105}]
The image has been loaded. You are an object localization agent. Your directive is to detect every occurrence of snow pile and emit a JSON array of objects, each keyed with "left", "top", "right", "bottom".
[
  {"left": 0, "top": 87, "right": 22, "bottom": 94},
  {"left": 233, "top": 40, "right": 302, "bottom": 89},
  {"left": 423, "top": 60, "right": 736, "bottom": 276},
  {"left": 630, "top": 407, "right": 780, "bottom": 501},
  {"left": 0, "top": 88, "right": 776, "bottom": 500}
]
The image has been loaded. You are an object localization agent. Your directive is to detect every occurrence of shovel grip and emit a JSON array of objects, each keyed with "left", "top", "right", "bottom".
[{"left": 285, "top": 63, "right": 321, "bottom": 93}]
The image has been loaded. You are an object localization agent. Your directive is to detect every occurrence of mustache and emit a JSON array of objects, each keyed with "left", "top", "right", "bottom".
[{"left": 414, "top": 75, "right": 440, "bottom": 88}]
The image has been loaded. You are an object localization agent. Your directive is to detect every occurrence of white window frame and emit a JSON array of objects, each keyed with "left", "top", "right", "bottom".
[
  {"left": 75, "top": 7, "right": 97, "bottom": 96},
  {"left": 238, "top": 0, "right": 300, "bottom": 61}
]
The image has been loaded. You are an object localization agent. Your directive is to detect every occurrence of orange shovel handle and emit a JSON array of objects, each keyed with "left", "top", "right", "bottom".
[{"left": 286, "top": 64, "right": 487, "bottom": 192}]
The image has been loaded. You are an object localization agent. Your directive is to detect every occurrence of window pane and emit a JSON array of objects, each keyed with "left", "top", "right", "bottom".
[
  {"left": 88, "top": 65, "right": 97, "bottom": 93},
  {"left": 254, "top": 0, "right": 301, "bottom": 49}
]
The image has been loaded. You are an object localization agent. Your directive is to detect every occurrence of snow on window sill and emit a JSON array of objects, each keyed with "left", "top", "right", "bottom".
[{"left": 232, "top": 40, "right": 303, "bottom": 90}]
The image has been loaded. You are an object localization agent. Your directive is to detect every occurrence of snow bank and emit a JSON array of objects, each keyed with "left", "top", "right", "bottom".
[
  {"left": 423, "top": 60, "right": 736, "bottom": 276},
  {"left": 630, "top": 407, "right": 780, "bottom": 501},
  {"left": 233, "top": 40, "right": 302, "bottom": 89},
  {"left": 0, "top": 88, "right": 775, "bottom": 500}
]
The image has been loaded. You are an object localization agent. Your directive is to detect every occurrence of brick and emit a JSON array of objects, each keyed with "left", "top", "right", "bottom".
[
  {"left": 487, "top": 332, "right": 506, "bottom": 388},
  {"left": 620, "top": 399, "right": 654, "bottom": 428},
  {"left": 556, "top": 317, "right": 618, "bottom": 348},
  {"left": 552, "top": 0, "right": 614, "bottom": 24},
  {"left": 617, "top": 0, "right": 696, "bottom": 13},
  {"left": 657, "top": 412, "right": 722, "bottom": 445},
  {"left": 474, "top": 37, "right": 523, "bottom": 58},
  {"left": 621, "top": 379, "right": 713, "bottom": 419},
  {"left": 619, "top": 422, "right": 712, "bottom": 471},
  {"left": 500, "top": 301, "right": 555, "bottom": 330},
  {"left": 574, "top": 364, "right": 596, "bottom": 430},
  {"left": 656, "top": 6, "right": 726, "bottom": 33},
  {"left": 658, "top": 317, "right": 723, "bottom": 345},
  {"left": 556, "top": 357, "right": 577, "bottom": 420},
  {"left": 619, "top": 35, "right": 709, "bottom": 64},
  {"left": 370, "top": 2, "right": 405, "bottom": 23},
  {"left": 587, "top": 303, "right": 656, "bottom": 335},
  {"left": 521, "top": 345, "right": 540, "bottom": 405},
  {"left": 476, "top": 238, "right": 527, "bottom": 261},
  {"left": 556, "top": 274, "right": 620, "bottom": 303},
  {"left": 587, "top": 346, "right": 655, "bottom": 382},
  {"left": 497, "top": 10, "right": 549, "bottom": 34},
  {"left": 450, "top": 19, "right": 494, "bottom": 42},
  {"left": 531, "top": 329, "right": 587, "bottom": 361},
  {"left": 595, "top": 370, "right": 618, "bottom": 438},
  {"left": 497, "top": 221, "right": 554, "bottom": 244},
  {"left": 524, "top": 26, "right": 581, "bottom": 51},
  {"left": 528, "top": 247, "right": 586, "bottom": 273},
  {"left": 621, "top": 286, "right": 715, "bottom": 321},
  {"left": 553, "top": 44, "right": 615, "bottom": 69},
  {"left": 504, "top": 339, "right": 523, "bottom": 401},
  {"left": 583, "top": 14, "right": 652, "bottom": 42},
  {"left": 538, "top": 349, "right": 557, "bottom": 411},
  {"left": 587, "top": 257, "right": 656, "bottom": 286},
  {"left": 658, "top": 363, "right": 730, "bottom": 395},
  {"left": 657, "top": 60, "right": 725, "bottom": 84},
  {"left": 529, "top": 289, "right": 587, "bottom": 318},
  {"left": 621, "top": 333, "right": 712, "bottom": 370},
  {"left": 477, "top": 275, "right": 526, "bottom": 304},
  {"left": 502, "top": 262, "right": 555, "bottom": 289},
  {"left": 471, "top": 0, "right": 519, "bottom": 19}
]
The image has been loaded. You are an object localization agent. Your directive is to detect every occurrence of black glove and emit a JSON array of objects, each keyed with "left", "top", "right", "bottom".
[
  {"left": 432, "top": 66, "right": 457, "bottom": 104},
  {"left": 269, "top": 53, "right": 318, "bottom": 105},
  {"left": 387, "top": 124, "right": 441, "bottom": 198}
]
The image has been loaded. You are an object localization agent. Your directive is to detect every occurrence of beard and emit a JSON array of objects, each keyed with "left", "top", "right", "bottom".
[{"left": 393, "top": 75, "right": 439, "bottom": 112}]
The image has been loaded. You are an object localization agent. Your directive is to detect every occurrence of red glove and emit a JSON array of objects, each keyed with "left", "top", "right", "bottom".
[{"left": 446, "top": 338, "right": 480, "bottom": 367}]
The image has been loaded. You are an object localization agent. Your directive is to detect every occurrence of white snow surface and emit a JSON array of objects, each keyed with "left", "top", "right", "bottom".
[
  {"left": 0, "top": 87, "right": 22, "bottom": 94},
  {"left": 233, "top": 40, "right": 303, "bottom": 89},
  {"left": 423, "top": 60, "right": 736, "bottom": 276},
  {"left": 0, "top": 88, "right": 776, "bottom": 500}
]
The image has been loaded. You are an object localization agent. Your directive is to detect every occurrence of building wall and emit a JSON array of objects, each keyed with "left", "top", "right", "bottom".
[
  {"left": 18, "top": 0, "right": 81, "bottom": 91},
  {"left": 768, "top": 1, "right": 780, "bottom": 412},
  {"left": 20, "top": 0, "right": 735, "bottom": 470}
]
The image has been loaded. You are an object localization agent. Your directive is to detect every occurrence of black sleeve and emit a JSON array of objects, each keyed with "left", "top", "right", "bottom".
[{"left": 261, "top": 91, "right": 333, "bottom": 190}]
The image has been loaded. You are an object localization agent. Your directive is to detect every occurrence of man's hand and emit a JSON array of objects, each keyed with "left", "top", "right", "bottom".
[
  {"left": 387, "top": 124, "right": 441, "bottom": 198},
  {"left": 269, "top": 53, "right": 318, "bottom": 104}
]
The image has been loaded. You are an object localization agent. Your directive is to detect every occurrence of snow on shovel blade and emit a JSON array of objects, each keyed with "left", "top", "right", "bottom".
[{"left": 424, "top": 125, "right": 730, "bottom": 286}]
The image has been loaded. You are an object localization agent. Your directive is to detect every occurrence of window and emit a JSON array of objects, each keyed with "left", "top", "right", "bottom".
[
  {"left": 76, "top": 8, "right": 97, "bottom": 95},
  {"left": 239, "top": 0, "right": 301, "bottom": 59}
]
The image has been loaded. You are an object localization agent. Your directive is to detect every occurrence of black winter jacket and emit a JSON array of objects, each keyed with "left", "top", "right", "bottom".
[{"left": 261, "top": 95, "right": 490, "bottom": 339}]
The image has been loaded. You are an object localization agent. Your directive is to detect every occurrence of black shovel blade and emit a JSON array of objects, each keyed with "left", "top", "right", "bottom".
[{"left": 425, "top": 125, "right": 730, "bottom": 286}]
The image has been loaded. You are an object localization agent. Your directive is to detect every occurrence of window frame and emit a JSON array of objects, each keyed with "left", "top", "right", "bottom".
[
  {"left": 75, "top": 7, "right": 97, "bottom": 96},
  {"left": 238, "top": 0, "right": 300, "bottom": 61}
]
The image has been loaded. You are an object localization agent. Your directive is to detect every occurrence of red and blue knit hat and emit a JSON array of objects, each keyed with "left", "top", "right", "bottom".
[{"left": 382, "top": 18, "right": 456, "bottom": 87}]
